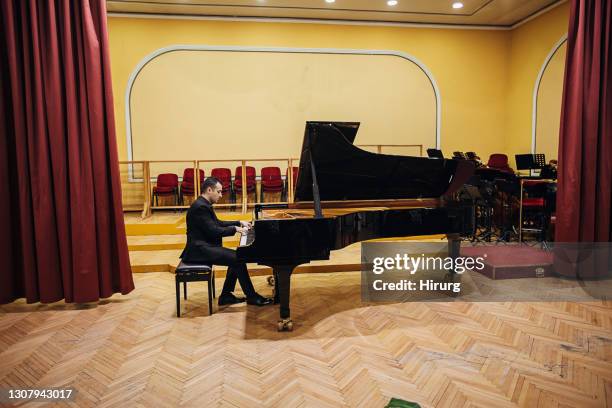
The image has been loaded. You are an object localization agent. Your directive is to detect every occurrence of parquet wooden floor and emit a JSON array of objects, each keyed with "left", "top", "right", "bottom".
[{"left": 1, "top": 272, "right": 611, "bottom": 407}]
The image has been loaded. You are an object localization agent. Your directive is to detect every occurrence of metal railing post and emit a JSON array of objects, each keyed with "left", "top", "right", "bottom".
[
  {"left": 519, "top": 179, "right": 524, "bottom": 243},
  {"left": 194, "top": 160, "right": 201, "bottom": 198},
  {"left": 288, "top": 158, "right": 294, "bottom": 203},
  {"left": 241, "top": 160, "right": 247, "bottom": 214},
  {"left": 141, "top": 161, "right": 152, "bottom": 218}
]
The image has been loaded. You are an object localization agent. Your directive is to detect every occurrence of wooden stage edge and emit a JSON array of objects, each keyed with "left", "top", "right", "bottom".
[{"left": 132, "top": 263, "right": 363, "bottom": 277}]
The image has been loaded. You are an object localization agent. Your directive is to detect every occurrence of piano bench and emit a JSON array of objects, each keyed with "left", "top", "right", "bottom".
[{"left": 175, "top": 261, "right": 216, "bottom": 317}]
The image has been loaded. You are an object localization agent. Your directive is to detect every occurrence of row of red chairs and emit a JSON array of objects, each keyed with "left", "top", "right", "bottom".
[{"left": 153, "top": 166, "right": 299, "bottom": 205}]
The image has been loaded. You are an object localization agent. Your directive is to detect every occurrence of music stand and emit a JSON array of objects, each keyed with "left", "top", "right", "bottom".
[
  {"left": 458, "top": 182, "right": 484, "bottom": 242},
  {"left": 427, "top": 148, "right": 444, "bottom": 159},
  {"left": 494, "top": 178, "right": 519, "bottom": 241},
  {"left": 515, "top": 154, "right": 538, "bottom": 176},
  {"left": 472, "top": 180, "right": 497, "bottom": 242},
  {"left": 534, "top": 153, "right": 546, "bottom": 168}
]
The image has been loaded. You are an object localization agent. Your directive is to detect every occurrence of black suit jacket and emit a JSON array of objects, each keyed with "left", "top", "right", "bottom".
[{"left": 180, "top": 196, "right": 240, "bottom": 262}]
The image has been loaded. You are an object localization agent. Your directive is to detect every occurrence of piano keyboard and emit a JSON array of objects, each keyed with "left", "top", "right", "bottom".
[{"left": 239, "top": 228, "right": 255, "bottom": 246}]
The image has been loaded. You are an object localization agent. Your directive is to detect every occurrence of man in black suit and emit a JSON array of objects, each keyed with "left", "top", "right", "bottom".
[{"left": 180, "top": 177, "right": 272, "bottom": 306}]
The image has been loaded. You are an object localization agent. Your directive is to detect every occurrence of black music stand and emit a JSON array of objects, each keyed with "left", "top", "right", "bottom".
[
  {"left": 540, "top": 164, "right": 557, "bottom": 179},
  {"left": 494, "top": 178, "right": 519, "bottom": 242},
  {"left": 427, "top": 148, "right": 444, "bottom": 159},
  {"left": 465, "top": 151, "right": 483, "bottom": 168},
  {"left": 534, "top": 153, "right": 546, "bottom": 168},
  {"left": 515, "top": 154, "right": 539, "bottom": 176},
  {"left": 459, "top": 185, "right": 482, "bottom": 242},
  {"left": 463, "top": 177, "right": 498, "bottom": 243}
]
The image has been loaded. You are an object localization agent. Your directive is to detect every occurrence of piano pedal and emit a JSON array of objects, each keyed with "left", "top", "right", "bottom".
[
  {"left": 267, "top": 276, "right": 275, "bottom": 286},
  {"left": 277, "top": 319, "right": 293, "bottom": 332}
]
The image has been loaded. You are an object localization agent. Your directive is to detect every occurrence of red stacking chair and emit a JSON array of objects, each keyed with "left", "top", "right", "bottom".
[
  {"left": 487, "top": 154, "right": 514, "bottom": 174},
  {"left": 261, "top": 167, "right": 282, "bottom": 191},
  {"left": 260, "top": 167, "right": 282, "bottom": 202},
  {"left": 211, "top": 167, "right": 233, "bottom": 202},
  {"left": 180, "top": 168, "right": 205, "bottom": 203},
  {"left": 234, "top": 166, "right": 256, "bottom": 193},
  {"left": 152, "top": 173, "right": 179, "bottom": 206}
]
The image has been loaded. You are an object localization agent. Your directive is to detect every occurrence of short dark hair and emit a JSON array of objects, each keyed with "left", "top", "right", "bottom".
[{"left": 202, "top": 177, "right": 221, "bottom": 192}]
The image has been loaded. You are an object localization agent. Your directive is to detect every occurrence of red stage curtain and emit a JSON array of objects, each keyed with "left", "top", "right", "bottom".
[
  {"left": 0, "top": 0, "right": 134, "bottom": 303},
  {"left": 556, "top": 0, "right": 612, "bottom": 243}
]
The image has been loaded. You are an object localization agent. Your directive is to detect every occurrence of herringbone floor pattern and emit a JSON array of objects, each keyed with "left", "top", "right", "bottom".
[{"left": 1, "top": 272, "right": 611, "bottom": 407}]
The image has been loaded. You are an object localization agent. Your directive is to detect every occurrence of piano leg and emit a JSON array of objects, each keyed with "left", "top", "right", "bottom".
[
  {"left": 272, "top": 264, "right": 295, "bottom": 331},
  {"left": 446, "top": 233, "right": 462, "bottom": 297},
  {"left": 273, "top": 270, "right": 280, "bottom": 304},
  {"left": 447, "top": 233, "right": 460, "bottom": 259}
]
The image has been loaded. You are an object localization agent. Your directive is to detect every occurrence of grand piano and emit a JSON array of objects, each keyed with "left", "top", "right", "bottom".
[{"left": 237, "top": 121, "right": 475, "bottom": 331}]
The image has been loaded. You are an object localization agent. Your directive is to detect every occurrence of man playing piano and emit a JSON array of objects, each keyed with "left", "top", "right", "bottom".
[{"left": 180, "top": 177, "right": 273, "bottom": 306}]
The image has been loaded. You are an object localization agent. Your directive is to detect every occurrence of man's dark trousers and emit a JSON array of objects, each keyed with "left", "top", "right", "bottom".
[
  {"left": 180, "top": 196, "right": 257, "bottom": 298},
  {"left": 203, "top": 246, "right": 256, "bottom": 297}
]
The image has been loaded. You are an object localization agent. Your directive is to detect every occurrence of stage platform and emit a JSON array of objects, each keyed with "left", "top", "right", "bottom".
[
  {"left": 462, "top": 244, "right": 554, "bottom": 280},
  {"left": 125, "top": 211, "right": 445, "bottom": 276},
  {"left": 126, "top": 212, "right": 559, "bottom": 281}
]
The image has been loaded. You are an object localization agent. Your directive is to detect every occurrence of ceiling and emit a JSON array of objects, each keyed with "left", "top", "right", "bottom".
[{"left": 106, "top": 0, "right": 564, "bottom": 27}]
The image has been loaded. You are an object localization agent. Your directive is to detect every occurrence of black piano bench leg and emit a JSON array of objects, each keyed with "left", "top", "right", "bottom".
[
  {"left": 207, "top": 278, "right": 213, "bottom": 316},
  {"left": 176, "top": 279, "right": 181, "bottom": 318},
  {"left": 274, "top": 265, "right": 294, "bottom": 331}
]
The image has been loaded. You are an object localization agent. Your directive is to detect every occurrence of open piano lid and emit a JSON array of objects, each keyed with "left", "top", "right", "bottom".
[{"left": 294, "top": 121, "right": 474, "bottom": 202}]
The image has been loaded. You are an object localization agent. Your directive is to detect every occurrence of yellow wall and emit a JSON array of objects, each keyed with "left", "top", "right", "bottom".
[
  {"left": 108, "top": 2, "right": 569, "bottom": 166},
  {"left": 130, "top": 51, "right": 436, "bottom": 163},
  {"left": 108, "top": 17, "right": 509, "bottom": 162},
  {"left": 506, "top": 2, "right": 569, "bottom": 163},
  {"left": 536, "top": 42, "right": 567, "bottom": 161}
]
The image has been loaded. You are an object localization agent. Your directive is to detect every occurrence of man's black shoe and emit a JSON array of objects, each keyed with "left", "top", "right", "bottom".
[
  {"left": 246, "top": 294, "right": 274, "bottom": 306},
  {"left": 218, "top": 293, "right": 246, "bottom": 306}
]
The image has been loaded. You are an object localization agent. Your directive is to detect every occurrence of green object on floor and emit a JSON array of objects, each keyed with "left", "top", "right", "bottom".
[{"left": 385, "top": 398, "right": 421, "bottom": 408}]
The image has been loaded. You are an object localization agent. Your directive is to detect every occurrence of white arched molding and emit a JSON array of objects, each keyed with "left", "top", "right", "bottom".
[
  {"left": 531, "top": 34, "right": 568, "bottom": 154},
  {"left": 124, "top": 45, "right": 442, "bottom": 162}
]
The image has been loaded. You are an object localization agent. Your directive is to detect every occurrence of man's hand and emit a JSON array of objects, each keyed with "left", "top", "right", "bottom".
[
  {"left": 240, "top": 221, "right": 252, "bottom": 228},
  {"left": 235, "top": 226, "right": 249, "bottom": 234}
]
